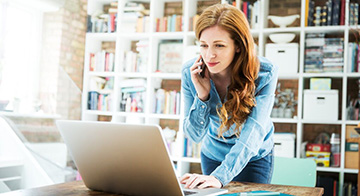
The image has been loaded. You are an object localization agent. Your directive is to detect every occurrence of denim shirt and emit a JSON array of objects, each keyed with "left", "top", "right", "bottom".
[{"left": 181, "top": 56, "right": 278, "bottom": 186}]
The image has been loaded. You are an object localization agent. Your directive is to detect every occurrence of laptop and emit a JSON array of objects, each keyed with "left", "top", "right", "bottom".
[{"left": 56, "top": 120, "right": 228, "bottom": 196}]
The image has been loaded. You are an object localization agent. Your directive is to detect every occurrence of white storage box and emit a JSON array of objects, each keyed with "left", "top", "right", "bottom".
[
  {"left": 265, "top": 43, "right": 298, "bottom": 75},
  {"left": 303, "top": 90, "right": 338, "bottom": 121},
  {"left": 274, "top": 133, "right": 295, "bottom": 158}
]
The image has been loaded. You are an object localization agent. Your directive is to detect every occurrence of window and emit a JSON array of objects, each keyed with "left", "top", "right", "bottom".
[{"left": 0, "top": 1, "right": 43, "bottom": 113}]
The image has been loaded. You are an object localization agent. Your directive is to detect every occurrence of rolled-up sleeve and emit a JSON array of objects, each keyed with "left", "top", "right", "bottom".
[{"left": 181, "top": 65, "right": 211, "bottom": 143}]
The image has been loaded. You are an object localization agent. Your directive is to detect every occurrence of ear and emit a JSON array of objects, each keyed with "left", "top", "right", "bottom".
[{"left": 236, "top": 47, "right": 240, "bottom": 53}]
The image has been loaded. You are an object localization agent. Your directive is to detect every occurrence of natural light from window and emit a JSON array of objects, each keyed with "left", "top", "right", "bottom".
[{"left": 0, "top": 1, "right": 42, "bottom": 113}]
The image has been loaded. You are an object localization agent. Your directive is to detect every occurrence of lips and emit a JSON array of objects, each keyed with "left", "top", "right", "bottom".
[{"left": 206, "top": 62, "right": 219, "bottom": 67}]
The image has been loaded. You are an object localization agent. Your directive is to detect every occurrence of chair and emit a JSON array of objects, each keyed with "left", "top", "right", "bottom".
[{"left": 271, "top": 156, "right": 317, "bottom": 187}]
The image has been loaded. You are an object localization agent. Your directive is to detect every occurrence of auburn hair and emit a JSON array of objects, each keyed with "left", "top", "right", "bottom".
[{"left": 195, "top": 4, "right": 259, "bottom": 138}]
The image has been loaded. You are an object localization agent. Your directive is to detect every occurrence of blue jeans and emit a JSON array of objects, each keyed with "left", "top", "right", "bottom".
[{"left": 201, "top": 150, "right": 274, "bottom": 184}]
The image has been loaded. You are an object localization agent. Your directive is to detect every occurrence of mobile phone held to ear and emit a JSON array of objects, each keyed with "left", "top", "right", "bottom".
[{"left": 198, "top": 58, "right": 205, "bottom": 78}]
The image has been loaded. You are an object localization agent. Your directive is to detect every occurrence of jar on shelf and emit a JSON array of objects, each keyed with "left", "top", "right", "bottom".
[{"left": 330, "top": 133, "right": 340, "bottom": 167}]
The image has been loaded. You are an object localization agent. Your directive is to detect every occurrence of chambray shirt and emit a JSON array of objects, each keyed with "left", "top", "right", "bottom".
[{"left": 181, "top": 56, "right": 278, "bottom": 186}]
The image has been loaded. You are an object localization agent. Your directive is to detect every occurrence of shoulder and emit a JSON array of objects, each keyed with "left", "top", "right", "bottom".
[
  {"left": 255, "top": 56, "right": 279, "bottom": 92},
  {"left": 258, "top": 56, "right": 278, "bottom": 76}
]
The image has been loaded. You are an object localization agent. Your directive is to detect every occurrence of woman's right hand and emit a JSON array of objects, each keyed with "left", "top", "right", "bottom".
[{"left": 190, "top": 55, "right": 211, "bottom": 101}]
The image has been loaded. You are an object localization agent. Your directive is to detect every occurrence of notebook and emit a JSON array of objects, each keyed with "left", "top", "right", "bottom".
[{"left": 56, "top": 120, "right": 228, "bottom": 196}]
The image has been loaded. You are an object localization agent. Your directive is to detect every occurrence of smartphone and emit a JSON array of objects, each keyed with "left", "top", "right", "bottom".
[{"left": 198, "top": 58, "right": 205, "bottom": 78}]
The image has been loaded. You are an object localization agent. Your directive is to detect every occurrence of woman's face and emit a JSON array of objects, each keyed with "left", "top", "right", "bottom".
[{"left": 199, "top": 25, "right": 238, "bottom": 76}]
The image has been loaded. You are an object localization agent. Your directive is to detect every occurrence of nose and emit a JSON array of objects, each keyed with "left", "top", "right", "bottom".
[{"left": 206, "top": 47, "right": 216, "bottom": 60}]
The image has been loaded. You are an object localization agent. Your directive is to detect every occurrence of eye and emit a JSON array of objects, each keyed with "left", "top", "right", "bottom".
[
  {"left": 200, "top": 44, "right": 208, "bottom": 48},
  {"left": 215, "top": 44, "right": 225, "bottom": 48}
]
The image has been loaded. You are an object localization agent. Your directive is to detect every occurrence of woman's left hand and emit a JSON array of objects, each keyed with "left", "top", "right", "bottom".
[{"left": 179, "top": 173, "right": 222, "bottom": 189}]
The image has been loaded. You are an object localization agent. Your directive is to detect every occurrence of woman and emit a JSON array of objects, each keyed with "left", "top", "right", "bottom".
[{"left": 179, "top": 4, "right": 278, "bottom": 189}]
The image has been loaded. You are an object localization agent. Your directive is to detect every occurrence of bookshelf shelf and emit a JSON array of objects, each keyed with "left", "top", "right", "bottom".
[
  {"left": 317, "top": 167, "right": 343, "bottom": 173},
  {"left": 148, "top": 113, "right": 181, "bottom": 120},
  {"left": 271, "top": 118, "right": 298, "bottom": 123},
  {"left": 87, "top": 72, "right": 116, "bottom": 77},
  {"left": 302, "top": 73, "right": 345, "bottom": 78},
  {"left": 118, "top": 72, "right": 148, "bottom": 78},
  {"left": 278, "top": 73, "right": 299, "bottom": 79},
  {"left": 343, "top": 169, "right": 359, "bottom": 174},
  {"left": 149, "top": 73, "right": 182, "bottom": 79},
  {"left": 84, "top": 110, "right": 113, "bottom": 116},
  {"left": 263, "top": 27, "right": 302, "bottom": 33},
  {"left": 86, "top": 33, "right": 117, "bottom": 41},
  {"left": 82, "top": 0, "right": 359, "bottom": 193},
  {"left": 181, "top": 157, "right": 201, "bottom": 163},
  {"left": 345, "top": 121, "right": 360, "bottom": 125},
  {"left": 303, "top": 26, "right": 347, "bottom": 33},
  {"left": 301, "top": 120, "right": 343, "bottom": 125}
]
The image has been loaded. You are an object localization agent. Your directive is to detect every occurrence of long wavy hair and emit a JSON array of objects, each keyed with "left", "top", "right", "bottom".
[{"left": 195, "top": 4, "right": 259, "bottom": 138}]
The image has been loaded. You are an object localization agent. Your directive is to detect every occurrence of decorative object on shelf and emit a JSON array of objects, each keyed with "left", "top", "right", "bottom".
[
  {"left": 267, "top": 14, "right": 299, "bottom": 28},
  {"left": 310, "top": 78, "right": 331, "bottom": 90},
  {"left": 268, "top": 33, "right": 296, "bottom": 44},
  {"left": 157, "top": 40, "right": 183, "bottom": 73},
  {"left": 305, "top": 132, "right": 331, "bottom": 167},
  {"left": 271, "top": 83, "right": 297, "bottom": 118}
]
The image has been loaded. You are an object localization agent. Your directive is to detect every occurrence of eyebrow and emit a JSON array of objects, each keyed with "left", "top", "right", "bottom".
[{"left": 200, "top": 40, "right": 227, "bottom": 43}]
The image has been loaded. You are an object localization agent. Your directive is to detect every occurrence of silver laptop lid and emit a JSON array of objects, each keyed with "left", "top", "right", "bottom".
[{"left": 56, "top": 120, "right": 183, "bottom": 196}]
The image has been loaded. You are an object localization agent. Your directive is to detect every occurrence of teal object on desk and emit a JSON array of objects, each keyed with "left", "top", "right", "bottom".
[
  {"left": 221, "top": 190, "right": 293, "bottom": 196},
  {"left": 271, "top": 157, "right": 317, "bottom": 187}
]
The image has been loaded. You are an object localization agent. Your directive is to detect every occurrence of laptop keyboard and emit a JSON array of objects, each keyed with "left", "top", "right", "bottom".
[{"left": 183, "top": 190, "right": 197, "bottom": 195}]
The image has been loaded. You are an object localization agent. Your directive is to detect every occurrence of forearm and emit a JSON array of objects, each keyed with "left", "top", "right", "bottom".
[{"left": 183, "top": 95, "right": 211, "bottom": 143}]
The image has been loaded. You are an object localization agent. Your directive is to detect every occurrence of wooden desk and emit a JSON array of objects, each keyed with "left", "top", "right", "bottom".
[{"left": 1, "top": 180, "right": 324, "bottom": 196}]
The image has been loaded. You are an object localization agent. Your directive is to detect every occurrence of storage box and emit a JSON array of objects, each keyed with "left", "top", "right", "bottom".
[
  {"left": 345, "top": 151, "right": 358, "bottom": 169},
  {"left": 305, "top": 151, "right": 330, "bottom": 167},
  {"left": 265, "top": 43, "right": 298, "bottom": 75},
  {"left": 274, "top": 133, "right": 295, "bottom": 158},
  {"left": 303, "top": 90, "right": 339, "bottom": 121}
]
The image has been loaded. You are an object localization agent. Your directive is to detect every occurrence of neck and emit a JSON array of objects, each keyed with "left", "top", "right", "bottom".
[{"left": 210, "top": 67, "right": 232, "bottom": 84}]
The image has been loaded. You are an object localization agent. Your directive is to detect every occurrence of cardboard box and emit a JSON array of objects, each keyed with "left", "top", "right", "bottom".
[
  {"left": 306, "top": 143, "right": 331, "bottom": 152},
  {"left": 346, "top": 125, "right": 360, "bottom": 139},
  {"left": 306, "top": 151, "right": 330, "bottom": 167},
  {"left": 345, "top": 151, "right": 358, "bottom": 169}
]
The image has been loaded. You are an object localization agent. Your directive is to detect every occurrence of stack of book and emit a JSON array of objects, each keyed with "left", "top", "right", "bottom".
[
  {"left": 306, "top": 0, "right": 345, "bottom": 27},
  {"left": 322, "top": 38, "right": 344, "bottom": 72},
  {"left": 241, "top": 0, "right": 261, "bottom": 29},
  {"left": 304, "top": 33, "right": 344, "bottom": 73},
  {"left": 119, "top": 79, "right": 146, "bottom": 113},
  {"left": 123, "top": 40, "right": 149, "bottom": 73},
  {"left": 88, "top": 77, "right": 114, "bottom": 111},
  {"left": 87, "top": 1, "right": 118, "bottom": 33},
  {"left": 153, "top": 89, "right": 180, "bottom": 115},
  {"left": 304, "top": 33, "right": 325, "bottom": 73},
  {"left": 89, "top": 50, "right": 115, "bottom": 72},
  {"left": 183, "top": 137, "right": 201, "bottom": 158},
  {"left": 122, "top": 2, "right": 150, "bottom": 33},
  {"left": 348, "top": 42, "right": 360, "bottom": 73}
]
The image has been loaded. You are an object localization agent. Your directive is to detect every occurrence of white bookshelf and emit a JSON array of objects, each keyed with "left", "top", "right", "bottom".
[{"left": 82, "top": 0, "right": 359, "bottom": 193}]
